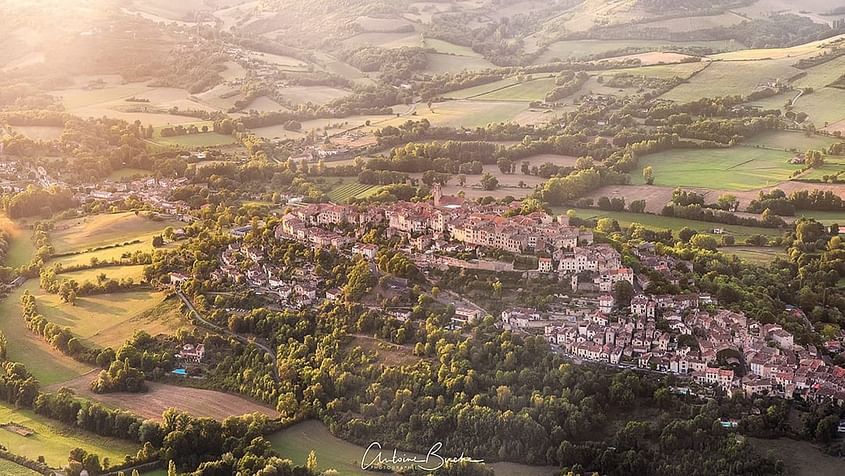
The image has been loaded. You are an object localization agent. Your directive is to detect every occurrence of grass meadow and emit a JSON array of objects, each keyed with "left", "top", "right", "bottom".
[
  {"left": 0, "top": 401, "right": 138, "bottom": 468},
  {"left": 561, "top": 207, "right": 784, "bottom": 241},
  {"left": 49, "top": 212, "right": 182, "bottom": 255},
  {"left": 630, "top": 147, "right": 798, "bottom": 190}
]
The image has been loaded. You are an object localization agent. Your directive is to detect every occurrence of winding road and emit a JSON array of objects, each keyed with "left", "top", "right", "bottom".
[{"left": 175, "top": 289, "right": 280, "bottom": 381}]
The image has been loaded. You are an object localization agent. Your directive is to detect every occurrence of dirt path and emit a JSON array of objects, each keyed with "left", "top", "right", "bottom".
[{"left": 48, "top": 372, "right": 279, "bottom": 421}]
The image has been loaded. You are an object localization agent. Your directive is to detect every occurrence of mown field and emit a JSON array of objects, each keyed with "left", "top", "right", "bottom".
[
  {"left": 534, "top": 39, "right": 744, "bottom": 63},
  {"left": 561, "top": 208, "right": 784, "bottom": 241},
  {"left": 748, "top": 436, "right": 845, "bottom": 476},
  {"left": 0, "top": 401, "right": 139, "bottom": 468},
  {"left": 601, "top": 61, "right": 710, "bottom": 80},
  {"left": 0, "top": 281, "right": 93, "bottom": 385},
  {"left": 51, "top": 375, "right": 279, "bottom": 422},
  {"left": 28, "top": 287, "right": 188, "bottom": 348},
  {"left": 107, "top": 167, "right": 152, "bottom": 181},
  {"left": 631, "top": 147, "right": 798, "bottom": 190},
  {"left": 724, "top": 246, "right": 787, "bottom": 264},
  {"left": 0, "top": 214, "right": 34, "bottom": 268},
  {"left": 742, "top": 131, "right": 839, "bottom": 152},
  {"left": 472, "top": 77, "right": 557, "bottom": 102},
  {"left": 50, "top": 212, "right": 182, "bottom": 255},
  {"left": 0, "top": 459, "right": 40, "bottom": 476},
  {"left": 327, "top": 182, "right": 383, "bottom": 202},
  {"left": 8, "top": 125, "right": 63, "bottom": 141},
  {"left": 56, "top": 264, "right": 147, "bottom": 283},
  {"left": 270, "top": 420, "right": 556, "bottom": 476},
  {"left": 51, "top": 240, "right": 163, "bottom": 268},
  {"left": 662, "top": 59, "right": 800, "bottom": 102}
]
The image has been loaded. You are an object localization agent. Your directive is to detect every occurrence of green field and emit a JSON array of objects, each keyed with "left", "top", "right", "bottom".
[
  {"left": 796, "top": 210, "right": 845, "bottom": 225},
  {"left": 107, "top": 167, "right": 152, "bottom": 180},
  {"left": 51, "top": 240, "right": 163, "bottom": 269},
  {"left": 28, "top": 287, "right": 188, "bottom": 348},
  {"left": 631, "top": 147, "right": 799, "bottom": 190},
  {"left": 0, "top": 459, "right": 40, "bottom": 476},
  {"left": 152, "top": 132, "right": 236, "bottom": 148},
  {"left": 748, "top": 436, "right": 845, "bottom": 476},
  {"left": 534, "top": 39, "right": 744, "bottom": 63},
  {"left": 725, "top": 246, "right": 787, "bottom": 264},
  {"left": 0, "top": 401, "right": 138, "bottom": 468},
  {"left": 50, "top": 212, "right": 182, "bottom": 255},
  {"left": 473, "top": 77, "right": 557, "bottom": 101},
  {"left": 445, "top": 78, "right": 521, "bottom": 99},
  {"left": 742, "top": 131, "right": 838, "bottom": 152},
  {"left": 0, "top": 214, "right": 34, "bottom": 268},
  {"left": 424, "top": 38, "right": 483, "bottom": 57},
  {"left": 56, "top": 264, "right": 147, "bottom": 283},
  {"left": 423, "top": 53, "right": 496, "bottom": 74},
  {"left": 327, "top": 182, "right": 383, "bottom": 202},
  {"left": 790, "top": 87, "right": 845, "bottom": 127},
  {"left": 662, "top": 59, "right": 800, "bottom": 102},
  {"left": 270, "top": 420, "right": 555, "bottom": 476},
  {"left": 562, "top": 208, "right": 784, "bottom": 241},
  {"left": 601, "top": 62, "right": 710, "bottom": 80},
  {"left": 0, "top": 282, "right": 93, "bottom": 385}
]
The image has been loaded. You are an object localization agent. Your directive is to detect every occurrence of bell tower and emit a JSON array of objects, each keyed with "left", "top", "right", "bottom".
[{"left": 432, "top": 182, "right": 442, "bottom": 207}]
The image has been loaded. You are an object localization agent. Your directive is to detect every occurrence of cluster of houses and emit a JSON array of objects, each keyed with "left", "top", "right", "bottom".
[
  {"left": 530, "top": 287, "right": 845, "bottom": 403},
  {"left": 76, "top": 176, "right": 194, "bottom": 218},
  {"left": 213, "top": 242, "right": 320, "bottom": 308}
]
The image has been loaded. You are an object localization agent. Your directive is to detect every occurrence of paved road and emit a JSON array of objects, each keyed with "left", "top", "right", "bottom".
[{"left": 175, "top": 290, "right": 279, "bottom": 381}]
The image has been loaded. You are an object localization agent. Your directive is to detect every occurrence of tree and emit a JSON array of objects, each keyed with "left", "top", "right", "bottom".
[
  {"left": 628, "top": 200, "right": 646, "bottom": 213},
  {"left": 168, "top": 460, "right": 177, "bottom": 476},
  {"left": 612, "top": 280, "right": 634, "bottom": 307},
  {"left": 521, "top": 161, "right": 530, "bottom": 174},
  {"left": 596, "top": 218, "right": 619, "bottom": 234},
  {"left": 152, "top": 235, "right": 165, "bottom": 247},
  {"left": 717, "top": 193, "right": 738, "bottom": 211},
  {"left": 306, "top": 450, "right": 318, "bottom": 473},
  {"left": 643, "top": 166, "right": 654, "bottom": 185},
  {"left": 678, "top": 227, "right": 696, "bottom": 243},
  {"left": 690, "top": 234, "right": 718, "bottom": 251},
  {"left": 480, "top": 173, "right": 499, "bottom": 191},
  {"left": 496, "top": 157, "right": 513, "bottom": 174}
]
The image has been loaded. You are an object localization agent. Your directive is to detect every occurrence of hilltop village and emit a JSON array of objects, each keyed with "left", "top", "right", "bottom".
[{"left": 204, "top": 184, "right": 845, "bottom": 407}]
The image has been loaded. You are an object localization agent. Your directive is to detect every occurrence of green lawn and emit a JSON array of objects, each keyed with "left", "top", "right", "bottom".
[
  {"left": 724, "top": 246, "right": 787, "bottom": 264},
  {"left": 29, "top": 288, "right": 189, "bottom": 348},
  {"left": 51, "top": 240, "right": 165, "bottom": 269},
  {"left": 662, "top": 59, "right": 800, "bottom": 102},
  {"left": 534, "top": 39, "right": 744, "bottom": 63},
  {"left": 562, "top": 207, "right": 784, "bottom": 240},
  {"left": 152, "top": 132, "right": 236, "bottom": 148},
  {"left": 422, "top": 53, "right": 495, "bottom": 74},
  {"left": 0, "top": 214, "right": 34, "bottom": 268},
  {"left": 631, "top": 147, "right": 799, "bottom": 190},
  {"left": 0, "top": 459, "right": 41, "bottom": 476},
  {"left": 796, "top": 210, "right": 845, "bottom": 225},
  {"left": 0, "top": 281, "right": 93, "bottom": 385},
  {"left": 601, "top": 62, "right": 710, "bottom": 80},
  {"left": 270, "top": 420, "right": 554, "bottom": 476},
  {"left": 0, "top": 401, "right": 138, "bottom": 468},
  {"left": 445, "top": 78, "right": 521, "bottom": 99},
  {"left": 327, "top": 183, "right": 383, "bottom": 203},
  {"left": 107, "top": 167, "right": 152, "bottom": 180},
  {"left": 50, "top": 212, "right": 182, "bottom": 255},
  {"left": 56, "top": 264, "right": 147, "bottom": 283},
  {"left": 742, "top": 131, "right": 838, "bottom": 152},
  {"left": 473, "top": 77, "right": 558, "bottom": 102}
]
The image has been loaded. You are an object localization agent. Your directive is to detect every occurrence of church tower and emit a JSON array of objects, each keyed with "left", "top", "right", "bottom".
[{"left": 432, "top": 182, "right": 442, "bottom": 207}]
